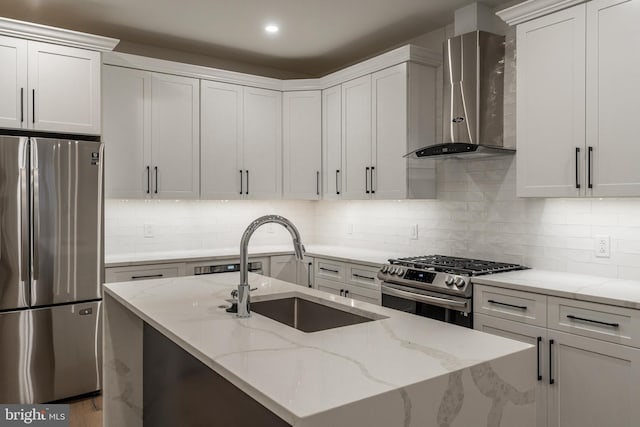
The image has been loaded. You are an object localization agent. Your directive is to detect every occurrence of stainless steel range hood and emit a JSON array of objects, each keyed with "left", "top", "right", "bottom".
[{"left": 406, "top": 31, "right": 512, "bottom": 159}]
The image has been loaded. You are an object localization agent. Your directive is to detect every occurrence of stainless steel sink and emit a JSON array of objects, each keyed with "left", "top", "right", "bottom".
[{"left": 251, "top": 297, "right": 383, "bottom": 333}]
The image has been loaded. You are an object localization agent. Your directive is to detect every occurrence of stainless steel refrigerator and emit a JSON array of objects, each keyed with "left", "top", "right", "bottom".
[{"left": 0, "top": 131, "right": 103, "bottom": 404}]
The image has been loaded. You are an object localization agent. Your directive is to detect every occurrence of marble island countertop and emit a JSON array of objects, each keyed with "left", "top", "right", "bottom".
[{"left": 103, "top": 272, "right": 536, "bottom": 427}]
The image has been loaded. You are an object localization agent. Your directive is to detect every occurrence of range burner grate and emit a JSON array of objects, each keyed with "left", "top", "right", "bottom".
[{"left": 391, "top": 255, "right": 526, "bottom": 276}]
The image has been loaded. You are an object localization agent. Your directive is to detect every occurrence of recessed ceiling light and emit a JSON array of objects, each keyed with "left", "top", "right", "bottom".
[{"left": 265, "top": 24, "right": 279, "bottom": 34}]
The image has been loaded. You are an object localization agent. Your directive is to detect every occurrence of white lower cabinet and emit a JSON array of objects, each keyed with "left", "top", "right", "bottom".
[
  {"left": 105, "top": 263, "right": 186, "bottom": 283},
  {"left": 269, "top": 255, "right": 314, "bottom": 288},
  {"left": 314, "top": 257, "right": 381, "bottom": 305},
  {"left": 475, "top": 285, "right": 640, "bottom": 427}
]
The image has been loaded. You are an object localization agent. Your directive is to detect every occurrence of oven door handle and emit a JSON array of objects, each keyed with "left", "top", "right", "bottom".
[{"left": 381, "top": 285, "right": 470, "bottom": 313}]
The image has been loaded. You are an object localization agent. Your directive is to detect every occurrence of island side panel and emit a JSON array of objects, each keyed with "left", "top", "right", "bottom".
[
  {"left": 298, "top": 347, "right": 536, "bottom": 427},
  {"left": 103, "top": 293, "right": 143, "bottom": 427}
]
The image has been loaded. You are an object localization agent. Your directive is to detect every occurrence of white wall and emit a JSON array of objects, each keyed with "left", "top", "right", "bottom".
[{"left": 104, "top": 200, "right": 316, "bottom": 255}]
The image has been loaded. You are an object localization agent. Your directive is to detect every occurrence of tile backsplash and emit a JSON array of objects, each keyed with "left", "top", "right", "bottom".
[{"left": 106, "top": 155, "right": 640, "bottom": 280}]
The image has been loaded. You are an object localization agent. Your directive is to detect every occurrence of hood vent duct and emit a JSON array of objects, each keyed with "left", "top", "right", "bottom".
[{"left": 406, "top": 30, "right": 513, "bottom": 159}]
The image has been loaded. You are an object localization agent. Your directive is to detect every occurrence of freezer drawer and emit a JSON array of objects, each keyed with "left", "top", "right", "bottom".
[{"left": 0, "top": 301, "right": 102, "bottom": 403}]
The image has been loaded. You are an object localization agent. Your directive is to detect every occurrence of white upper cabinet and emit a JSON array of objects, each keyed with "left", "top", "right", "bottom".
[
  {"left": 150, "top": 73, "right": 200, "bottom": 199},
  {"left": 322, "top": 85, "right": 343, "bottom": 199},
  {"left": 28, "top": 42, "right": 101, "bottom": 134},
  {"left": 515, "top": 0, "right": 640, "bottom": 197},
  {"left": 103, "top": 66, "right": 199, "bottom": 199},
  {"left": 0, "top": 36, "right": 27, "bottom": 129},
  {"left": 243, "top": 87, "right": 282, "bottom": 200},
  {"left": 200, "top": 80, "right": 244, "bottom": 200},
  {"left": 282, "top": 91, "right": 321, "bottom": 200},
  {"left": 342, "top": 74, "right": 373, "bottom": 200},
  {"left": 586, "top": 0, "right": 640, "bottom": 196},
  {"left": 103, "top": 66, "right": 151, "bottom": 199},
  {"left": 332, "top": 63, "right": 437, "bottom": 201},
  {"left": 0, "top": 37, "right": 101, "bottom": 134},
  {"left": 516, "top": 4, "right": 586, "bottom": 197},
  {"left": 200, "top": 82, "right": 282, "bottom": 200}
]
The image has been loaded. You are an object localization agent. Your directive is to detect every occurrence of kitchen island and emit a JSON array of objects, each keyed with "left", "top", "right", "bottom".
[{"left": 103, "top": 272, "right": 536, "bottom": 427}]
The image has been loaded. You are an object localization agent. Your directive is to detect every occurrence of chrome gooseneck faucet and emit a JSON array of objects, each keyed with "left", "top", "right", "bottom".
[{"left": 237, "top": 215, "right": 305, "bottom": 318}]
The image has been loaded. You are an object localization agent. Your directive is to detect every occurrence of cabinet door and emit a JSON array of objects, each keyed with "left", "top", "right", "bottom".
[
  {"left": 282, "top": 91, "right": 321, "bottom": 200},
  {"left": 315, "top": 278, "right": 344, "bottom": 297},
  {"left": 102, "top": 66, "right": 151, "bottom": 199},
  {"left": 243, "top": 87, "right": 282, "bottom": 199},
  {"left": 200, "top": 80, "right": 244, "bottom": 199},
  {"left": 516, "top": 5, "right": 586, "bottom": 197},
  {"left": 0, "top": 36, "right": 27, "bottom": 129},
  {"left": 371, "top": 63, "right": 407, "bottom": 199},
  {"left": 586, "top": 0, "right": 640, "bottom": 196},
  {"left": 322, "top": 85, "right": 343, "bottom": 199},
  {"left": 150, "top": 73, "right": 200, "bottom": 199},
  {"left": 547, "top": 330, "right": 640, "bottom": 427},
  {"left": 27, "top": 41, "right": 101, "bottom": 134},
  {"left": 342, "top": 75, "right": 372, "bottom": 199},
  {"left": 269, "top": 255, "right": 299, "bottom": 284},
  {"left": 475, "top": 314, "right": 548, "bottom": 427}
]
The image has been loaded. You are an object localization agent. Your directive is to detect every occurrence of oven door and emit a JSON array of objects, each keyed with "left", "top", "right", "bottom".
[{"left": 381, "top": 282, "right": 472, "bottom": 328}]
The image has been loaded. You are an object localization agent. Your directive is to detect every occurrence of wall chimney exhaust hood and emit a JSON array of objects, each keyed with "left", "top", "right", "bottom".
[{"left": 405, "top": 30, "right": 512, "bottom": 159}]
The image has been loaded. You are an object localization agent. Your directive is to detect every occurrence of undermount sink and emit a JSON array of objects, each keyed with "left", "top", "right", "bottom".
[{"left": 251, "top": 296, "right": 384, "bottom": 333}]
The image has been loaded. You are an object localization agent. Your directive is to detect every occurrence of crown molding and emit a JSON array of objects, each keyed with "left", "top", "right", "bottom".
[
  {"left": 0, "top": 17, "right": 119, "bottom": 51},
  {"left": 105, "top": 44, "right": 442, "bottom": 92},
  {"left": 497, "top": 0, "right": 587, "bottom": 26}
]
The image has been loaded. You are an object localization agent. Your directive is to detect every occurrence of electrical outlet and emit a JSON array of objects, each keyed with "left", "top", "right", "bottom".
[
  {"left": 143, "top": 224, "right": 154, "bottom": 238},
  {"left": 347, "top": 224, "right": 354, "bottom": 235},
  {"left": 410, "top": 224, "right": 419, "bottom": 240},
  {"left": 595, "top": 235, "right": 610, "bottom": 258}
]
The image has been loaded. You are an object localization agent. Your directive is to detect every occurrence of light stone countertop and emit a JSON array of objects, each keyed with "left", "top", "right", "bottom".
[
  {"left": 473, "top": 269, "right": 640, "bottom": 310},
  {"left": 103, "top": 272, "right": 534, "bottom": 426}
]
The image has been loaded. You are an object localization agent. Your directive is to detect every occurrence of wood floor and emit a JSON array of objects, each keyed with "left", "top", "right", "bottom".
[{"left": 63, "top": 394, "right": 102, "bottom": 427}]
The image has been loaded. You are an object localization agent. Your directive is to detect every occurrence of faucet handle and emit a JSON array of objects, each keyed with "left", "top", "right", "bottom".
[{"left": 230, "top": 289, "right": 238, "bottom": 300}]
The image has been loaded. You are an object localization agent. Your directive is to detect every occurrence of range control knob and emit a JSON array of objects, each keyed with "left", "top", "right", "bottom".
[
  {"left": 390, "top": 267, "right": 397, "bottom": 275},
  {"left": 454, "top": 277, "right": 466, "bottom": 288},
  {"left": 445, "top": 275, "right": 455, "bottom": 286},
  {"left": 381, "top": 265, "right": 389, "bottom": 273},
  {"left": 396, "top": 268, "right": 404, "bottom": 276}
]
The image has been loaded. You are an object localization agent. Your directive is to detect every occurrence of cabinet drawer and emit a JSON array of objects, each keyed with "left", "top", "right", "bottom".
[
  {"left": 315, "top": 259, "right": 346, "bottom": 281},
  {"left": 105, "top": 263, "right": 185, "bottom": 283},
  {"left": 475, "top": 285, "right": 547, "bottom": 327},
  {"left": 346, "top": 284, "right": 381, "bottom": 305},
  {"left": 347, "top": 264, "right": 379, "bottom": 289},
  {"left": 548, "top": 297, "right": 640, "bottom": 348}
]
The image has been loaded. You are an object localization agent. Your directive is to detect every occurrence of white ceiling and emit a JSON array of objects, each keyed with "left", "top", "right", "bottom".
[{"left": 1, "top": 0, "right": 517, "bottom": 76}]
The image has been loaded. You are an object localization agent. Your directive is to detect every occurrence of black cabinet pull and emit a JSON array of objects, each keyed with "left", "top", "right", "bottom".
[
  {"left": 536, "top": 336, "right": 542, "bottom": 381},
  {"left": 320, "top": 267, "right": 339, "bottom": 273},
  {"left": 549, "top": 339, "right": 555, "bottom": 385},
  {"left": 566, "top": 314, "right": 619, "bottom": 328},
  {"left": 307, "top": 263, "right": 312, "bottom": 288},
  {"left": 575, "top": 147, "right": 580, "bottom": 189},
  {"left": 154, "top": 166, "right": 158, "bottom": 194},
  {"left": 316, "top": 171, "right": 320, "bottom": 196},
  {"left": 365, "top": 167, "right": 370, "bottom": 194},
  {"left": 371, "top": 166, "right": 375, "bottom": 194},
  {"left": 146, "top": 166, "right": 150, "bottom": 194},
  {"left": 131, "top": 274, "right": 163, "bottom": 280},
  {"left": 588, "top": 146, "right": 593, "bottom": 189},
  {"left": 339, "top": 289, "right": 344, "bottom": 297},
  {"left": 20, "top": 88, "right": 24, "bottom": 123},
  {"left": 336, "top": 170, "right": 340, "bottom": 195},
  {"left": 245, "top": 170, "right": 249, "bottom": 195},
  {"left": 488, "top": 299, "right": 527, "bottom": 310},
  {"left": 344, "top": 290, "right": 350, "bottom": 297},
  {"left": 353, "top": 273, "right": 374, "bottom": 281},
  {"left": 239, "top": 170, "right": 243, "bottom": 195},
  {"left": 32, "top": 89, "right": 35, "bottom": 123}
]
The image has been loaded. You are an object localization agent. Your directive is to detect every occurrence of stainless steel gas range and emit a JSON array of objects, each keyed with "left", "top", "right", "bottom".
[{"left": 378, "top": 255, "right": 527, "bottom": 328}]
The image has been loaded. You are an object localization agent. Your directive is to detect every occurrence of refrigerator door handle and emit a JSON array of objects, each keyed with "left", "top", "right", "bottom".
[
  {"left": 32, "top": 146, "right": 40, "bottom": 282},
  {"left": 19, "top": 139, "right": 29, "bottom": 283}
]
